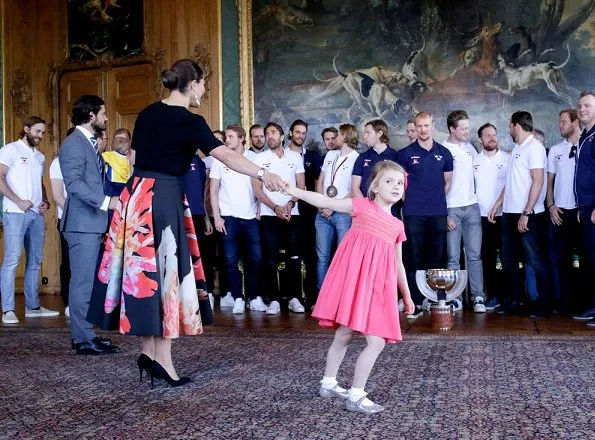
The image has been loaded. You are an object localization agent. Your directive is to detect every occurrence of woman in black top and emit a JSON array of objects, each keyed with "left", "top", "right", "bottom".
[{"left": 89, "top": 59, "right": 284, "bottom": 387}]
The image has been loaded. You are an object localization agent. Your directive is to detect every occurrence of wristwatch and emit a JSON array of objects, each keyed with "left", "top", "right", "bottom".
[
  {"left": 257, "top": 168, "right": 266, "bottom": 181},
  {"left": 521, "top": 210, "right": 531, "bottom": 217}
]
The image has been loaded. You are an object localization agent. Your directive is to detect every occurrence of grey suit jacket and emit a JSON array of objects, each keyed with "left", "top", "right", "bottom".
[{"left": 59, "top": 129, "right": 108, "bottom": 234}]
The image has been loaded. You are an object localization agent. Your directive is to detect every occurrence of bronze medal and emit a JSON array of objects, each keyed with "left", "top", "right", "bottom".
[{"left": 326, "top": 185, "right": 338, "bottom": 198}]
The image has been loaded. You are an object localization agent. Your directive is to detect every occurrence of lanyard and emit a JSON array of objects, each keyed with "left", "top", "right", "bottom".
[{"left": 329, "top": 155, "right": 349, "bottom": 187}]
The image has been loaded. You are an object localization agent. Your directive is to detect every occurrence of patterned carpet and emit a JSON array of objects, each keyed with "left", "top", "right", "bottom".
[{"left": 0, "top": 327, "right": 593, "bottom": 440}]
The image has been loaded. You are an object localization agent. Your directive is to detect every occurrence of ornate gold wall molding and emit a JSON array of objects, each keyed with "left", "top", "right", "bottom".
[
  {"left": 237, "top": 0, "right": 254, "bottom": 129},
  {"left": 10, "top": 69, "right": 32, "bottom": 119},
  {"left": 191, "top": 42, "right": 213, "bottom": 103}
]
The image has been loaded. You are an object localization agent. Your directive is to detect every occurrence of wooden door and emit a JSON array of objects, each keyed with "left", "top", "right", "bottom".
[
  {"left": 59, "top": 63, "right": 156, "bottom": 143},
  {"left": 106, "top": 64, "right": 156, "bottom": 138}
]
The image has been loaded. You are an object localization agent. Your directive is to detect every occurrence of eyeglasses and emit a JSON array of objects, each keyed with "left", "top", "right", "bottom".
[{"left": 569, "top": 145, "right": 577, "bottom": 159}]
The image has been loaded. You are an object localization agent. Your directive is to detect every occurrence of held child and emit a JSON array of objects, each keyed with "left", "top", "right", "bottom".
[{"left": 283, "top": 161, "right": 415, "bottom": 414}]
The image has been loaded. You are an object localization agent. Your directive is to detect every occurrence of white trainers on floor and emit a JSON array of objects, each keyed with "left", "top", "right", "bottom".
[
  {"left": 25, "top": 306, "right": 59, "bottom": 318},
  {"left": 473, "top": 298, "right": 487, "bottom": 313},
  {"left": 2, "top": 311, "right": 19, "bottom": 324},
  {"left": 220, "top": 292, "right": 235, "bottom": 308},
  {"left": 288, "top": 298, "right": 305, "bottom": 313},
  {"left": 232, "top": 298, "right": 245, "bottom": 314},
  {"left": 208, "top": 293, "right": 215, "bottom": 312},
  {"left": 249, "top": 296, "right": 268, "bottom": 312},
  {"left": 398, "top": 299, "right": 404, "bottom": 312},
  {"left": 449, "top": 299, "right": 463, "bottom": 312},
  {"left": 266, "top": 300, "right": 281, "bottom": 315},
  {"left": 65, "top": 306, "right": 70, "bottom": 318}
]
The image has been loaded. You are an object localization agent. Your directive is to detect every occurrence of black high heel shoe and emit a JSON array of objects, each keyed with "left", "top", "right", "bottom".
[
  {"left": 151, "top": 360, "right": 192, "bottom": 389},
  {"left": 137, "top": 353, "right": 153, "bottom": 383}
]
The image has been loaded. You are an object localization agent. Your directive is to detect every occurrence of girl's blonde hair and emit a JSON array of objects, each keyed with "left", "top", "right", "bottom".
[
  {"left": 367, "top": 160, "right": 406, "bottom": 200},
  {"left": 339, "top": 123, "right": 359, "bottom": 149}
]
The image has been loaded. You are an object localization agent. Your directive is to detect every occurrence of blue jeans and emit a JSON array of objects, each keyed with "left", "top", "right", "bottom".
[
  {"left": 447, "top": 204, "right": 484, "bottom": 301},
  {"left": 221, "top": 217, "right": 262, "bottom": 300},
  {"left": 1, "top": 212, "right": 45, "bottom": 312},
  {"left": 501, "top": 213, "right": 549, "bottom": 304},
  {"left": 315, "top": 212, "right": 352, "bottom": 289}
]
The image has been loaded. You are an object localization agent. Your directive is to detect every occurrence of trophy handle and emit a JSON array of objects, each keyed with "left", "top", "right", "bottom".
[{"left": 415, "top": 270, "right": 468, "bottom": 302}]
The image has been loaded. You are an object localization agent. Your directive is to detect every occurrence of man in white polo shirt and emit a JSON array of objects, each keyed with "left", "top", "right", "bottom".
[
  {"left": 252, "top": 122, "right": 306, "bottom": 315},
  {"left": 546, "top": 109, "right": 581, "bottom": 313},
  {"left": 488, "top": 111, "right": 549, "bottom": 317},
  {"left": 443, "top": 110, "right": 485, "bottom": 313},
  {"left": 210, "top": 124, "right": 267, "bottom": 315},
  {"left": 473, "top": 123, "right": 509, "bottom": 311},
  {"left": 0, "top": 116, "right": 59, "bottom": 324}
]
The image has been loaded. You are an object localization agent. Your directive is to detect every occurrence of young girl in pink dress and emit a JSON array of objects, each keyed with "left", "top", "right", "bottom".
[{"left": 284, "top": 161, "right": 415, "bottom": 414}]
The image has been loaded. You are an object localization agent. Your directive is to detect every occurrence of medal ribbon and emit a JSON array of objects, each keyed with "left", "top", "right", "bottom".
[{"left": 329, "top": 155, "right": 349, "bottom": 190}]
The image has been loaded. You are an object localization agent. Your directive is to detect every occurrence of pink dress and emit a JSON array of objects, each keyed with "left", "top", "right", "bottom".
[{"left": 312, "top": 198, "right": 406, "bottom": 343}]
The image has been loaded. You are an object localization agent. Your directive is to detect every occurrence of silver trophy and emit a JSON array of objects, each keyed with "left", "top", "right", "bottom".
[{"left": 415, "top": 269, "right": 468, "bottom": 330}]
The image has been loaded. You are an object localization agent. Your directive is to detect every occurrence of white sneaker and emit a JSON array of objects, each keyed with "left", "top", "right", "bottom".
[
  {"left": 208, "top": 293, "right": 215, "bottom": 312},
  {"left": 266, "top": 300, "right": 281, "bottom": 315},
  {"left": 220, "top": 292, "right": 235, "bottom": 308},
  {"left": 398, "top": 299, "right": 404, "bottom": 312},
  {"left": 232, "top": 298, "right": 245, "bottom": 314},
  {"left": 422, "top": 298, "right": 437, "bottom": 311},
  {"left": 288, "top": 298, "right": 305, "bottom": 313},
  {"left": 473, "top": 298, "right": 487, "bottom": 313},
  {"left": 25, "top": 306, "right": 60, "bottom": 318},
  {"left": 2, "top": 311, "right": 19, "bottom": 324},
  {"left": 249, "top": 296, "right": 268, "bottom": 312},
  {"left": 449, "top": 299, "right": 463, "bottom": 312},
  {"left": 65, "top": 306, "right": 70, "bottom": 318}
]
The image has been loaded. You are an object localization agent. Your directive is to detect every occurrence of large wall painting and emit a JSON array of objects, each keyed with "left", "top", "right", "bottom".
[
  {"left": 68, "top": 0, "right": 144, "bottom": 60},
  {"left": 240, "top": 0, "right": 595, "bottom": 150}
]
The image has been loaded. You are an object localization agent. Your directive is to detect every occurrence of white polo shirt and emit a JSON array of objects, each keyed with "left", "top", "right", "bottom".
[
  {"left": 473, "top": 150, "right": 510, "bottom": 217},
  {"left": 210, "top": 149, "right": 258, "bottom": 220},
  {"left": 252, "top": 148, "right": 304, "bottom": 216},
  {"left": 444, "top": 141, "right": 478, "bottom": 208},
  {"left": 49, "top": 157, "right": 68, "bottom": 220},
  {"left": 503, "top": 135, "right": 547, "bottom": 214},
  {"left": 321, "top": 149, "right": 359, "bottom": 199},
  {"left": 547, "top": 139, "right": 577, "bottom": 210},
  {"left": 0, "top": 140, "right": 45, "bottom": 213}
]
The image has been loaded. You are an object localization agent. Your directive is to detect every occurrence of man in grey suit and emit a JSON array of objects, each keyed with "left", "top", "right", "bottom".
[{"left": 59, "top": 95, "right": 119, "bottom": 355}]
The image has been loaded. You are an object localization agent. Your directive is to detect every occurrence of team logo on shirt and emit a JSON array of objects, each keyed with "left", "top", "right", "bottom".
[
  {"left": 496, "top": 164, "right": 504, "bottom": 169},
  {"left": 363, "top": 159, "right": 372, "bottom": 167},
  {"left": 262, "top": 162, "right": 271, "bottom": 168},
  {"left": 411, "top": 156, "right": 420, "bottom": 164},
  {"left": 305, "top": 161, "right": 311, "bottom": 167},
  {"left": 434, "top": 155, "right": 443, "bottom": 161},
  {"left": 514, "top": 153, "right": 521, "bottom": 159},
  {"left": 190, "top": 163, "right": 196, "bottom": 171},
  {"left": 473, "top": 165, "right": 480, "bottom": 172},
  {"left": 20, "top": 156, "right": 29, "bottom": 164},
  {"left": 555, "top": 154, "right": 563, "bottom": 161}
]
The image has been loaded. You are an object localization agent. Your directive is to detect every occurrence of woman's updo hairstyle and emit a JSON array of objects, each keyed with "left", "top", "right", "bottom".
[{"left": 161, "top": 59, "right": 204, "bottom": 93}]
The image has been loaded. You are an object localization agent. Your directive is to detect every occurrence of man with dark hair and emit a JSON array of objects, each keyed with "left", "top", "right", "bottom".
[
  {"left": 0, "top": 116, "right": 58, "bottom": 324},
  {"left": 473, "top": 123, "right": 509, "bottom": 311},
  {"left": 396, "top": 112, "right": 454, "bottom": 317},
  {"left": 321, "top": 127, "right": 338, "bottom": 151},
  {"left": 59, "top": 95, "right": 119, "bottom": 354},
  {"left": 253, "top": 122, "right": 306, "bottom": 314},
  {"left": 546, "top": 109, "right": 581, "bottom": 313},
  {"left": 488, "top": 111, "right": 549, "bottom": 317},
  {"left": 573, "top": 91, "right": 595, "bottom": 327},
  {"left": 443, "top": 110, "right": 485, "bottom": 313},
  {"left": 406, "top": 119, "right": 417, "bottom": 143},
  {"left": 249, "top": 124, "right": 267, "bottom": 154},
  {"left": 288, "top": 119, "right": 322, "bottom": 308}
]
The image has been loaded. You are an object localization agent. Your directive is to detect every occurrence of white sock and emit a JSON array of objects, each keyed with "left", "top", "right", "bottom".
[
  {"left": 349, "top": 387, "right": 375, "bottom": 406},
  {"left": 321, "top": 376, "right": 338, "bottom": 389}
]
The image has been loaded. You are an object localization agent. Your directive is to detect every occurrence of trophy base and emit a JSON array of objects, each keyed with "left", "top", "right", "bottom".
[{"left": 430, "top": 304, "right": 455, "bottom": 331}]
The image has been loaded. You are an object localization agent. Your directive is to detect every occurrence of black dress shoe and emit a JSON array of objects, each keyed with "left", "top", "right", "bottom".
[
  {"left": 75, "top": 338, "right": 120, "bottom": 355},
  {"left": 496, "top": 300, "right": 522, "bottom": 316},
  {"left": 71, "top": 337, "right": 113, "bottom": 350}
]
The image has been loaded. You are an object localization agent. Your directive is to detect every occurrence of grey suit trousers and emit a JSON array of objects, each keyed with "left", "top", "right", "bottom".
[{"left": 64, "top": 232, "right": 102, "bottom": 343}]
